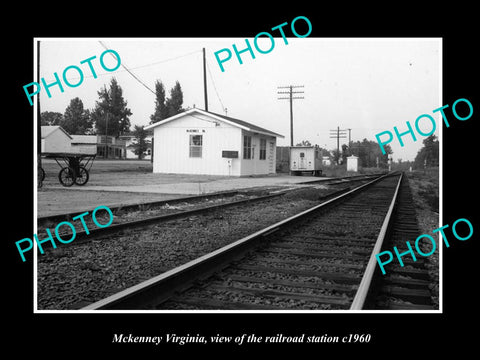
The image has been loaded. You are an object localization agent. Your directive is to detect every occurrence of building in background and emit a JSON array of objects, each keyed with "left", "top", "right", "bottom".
[
  {"left": 41, "top": 126, "right": 126, "bottom": 158},
  {"left": 96, "top": 135, "right": 126, "bottom": 159},
  {"left": 41, "top": 126, "right": 72, "bottom": 153},
  {"left": 70, "top": 135, "right": 97, "bottom": 155},
  {"left": 119, "top": 134, "right": 153, "bottom": 160}
]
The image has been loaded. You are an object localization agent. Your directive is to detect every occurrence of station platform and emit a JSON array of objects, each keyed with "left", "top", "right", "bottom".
[{"left": 37, "top": 167, "right": 330, "bottom": 218}]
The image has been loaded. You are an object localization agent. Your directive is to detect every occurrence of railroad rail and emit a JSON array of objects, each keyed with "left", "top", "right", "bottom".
[
  {"left": 39, "top": 191, "right": 288, "bottom": 247},
  {"left": 37, "top": 190, "right": 241, "bottom": 227},
  {"left": 82, "top": 172, "right": 434, "bottom": 310},
  {"left": 38, "top": 174, "right": 384, "bottom": 227}
]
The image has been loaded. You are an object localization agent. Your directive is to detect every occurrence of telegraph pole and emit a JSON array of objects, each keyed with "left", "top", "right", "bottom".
[
  {"left": 329, "top": 126, "right": 347, "bottom": 164},
  {"left": 277, "top": 85, "right": 304, "bottom": 146},
  {"left": 203, "top": 48, "right": 208, "bottom": 111},
  {"left": 105, "top": 112, "right": 109, "bottom": 159}
]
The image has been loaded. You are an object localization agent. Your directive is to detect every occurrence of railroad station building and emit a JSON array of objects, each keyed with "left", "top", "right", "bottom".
[{"left": 144, "top": 108, "right": 284, "bottom": 176}]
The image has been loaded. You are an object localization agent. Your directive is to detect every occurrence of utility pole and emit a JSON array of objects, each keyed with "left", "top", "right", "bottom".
[
  {"left": 37, "top": 40, "right": 43, "bottom": 187},
  {"left": 277, "top": 85, "right": 304, "bottom": 146},
  {"left": 203, "top": 48, "right": 208, "bottom": 111},
  {"left": 329, "top": 126, "right": 347, "bottom": 164},
  {"left": 37, "top": 40, "right": 41, "bottom": 169},
  {"left": 104, "top": 112, "right": 109, "bottom": 159}
]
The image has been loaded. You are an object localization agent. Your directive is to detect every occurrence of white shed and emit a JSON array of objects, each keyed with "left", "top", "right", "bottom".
[
  {"left": 347, "top": 155, "right": 359, "bottom": 172},
  {"left": 41, "top": 126, "right": 72, "bottom": 153},
  {"left": 144, "top": 109, "right": 284, "bottom": 176},
  {"left": 70, "top": 135, "right": 98, "bottom": 155}
]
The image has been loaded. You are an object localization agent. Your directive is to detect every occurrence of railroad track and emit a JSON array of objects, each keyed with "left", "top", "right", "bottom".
[
  {"left": 37, "top": 175, "right": 383, "bottom": 241},
  {"left": 365, "top": 175, "right": 435, "bottom": 310},
  {"left": 38, "top": 174, "right": 382, "bottom": 227},
  {"left": 38, "top": 191, "right": 287, "bottom": 247},
  {"left": 82, "top": 172, "right": 435, "bottom": 311}
]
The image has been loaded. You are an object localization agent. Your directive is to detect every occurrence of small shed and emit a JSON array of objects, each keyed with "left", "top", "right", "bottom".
[
  {"left": 144, "top": 108, "right": 284, "bottom": 176},
  {"left": 70, "top": 135, "right": 98, "bottom": 155},
  {"left": 41, "top": 126, "right": 72, "bottom": 153},
  {"left": 347, "top": 155, "right": 359, "bottom": 172}
]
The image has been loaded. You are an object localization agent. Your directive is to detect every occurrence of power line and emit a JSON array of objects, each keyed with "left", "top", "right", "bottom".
[
  {"left": 277, "top": 85, "right": 304, "bottom": 146},
  {"left": 129, "top": 49, "right": 201, "bottom": 71},
  {"left": 206, "top": 58, "right": 226, "bottom": 114},
  {"left": 43, "top": 49, "right": 202, "bottom": 83},
  {"left": 99, "top": 41, "right": 156, "bottom": 95},
  {"left": 329, "top": 126, "right": 348, "bottom": 164}
]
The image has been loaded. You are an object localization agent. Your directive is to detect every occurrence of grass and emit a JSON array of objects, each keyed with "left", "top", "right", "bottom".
[
  {"left": 405, "top": 167, "right": 440, "bottom": 308},
  {"left": 407, "top": 168, "right": 439, "bottom": 214}
]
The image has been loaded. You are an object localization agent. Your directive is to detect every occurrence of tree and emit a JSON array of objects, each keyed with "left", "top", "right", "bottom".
[
  {"left": 414, "top": 135, "right": 439, "bottom": 169},
  {"left": 62, "top": 97, "right": 92, "bottom": 134},
  {"left": 341, "top": 143, "right": 349, "bottom": 164},
  {"left": 165, "top": 81, "right": 184, "bottom": 117},
  {"left": 129, "top": 125, "right": 150, "bottom": 159},
  {"left": 348, "top": 138, "right": 392, "bottom": 168},
  {"left": 92, "top": 78, "right": 132, "bottom": 137},
  {"left": 150, "top": 80, "right": 168, "bottom": 124},
  {"left": 40, "top": 111, "right": 63, "bottom": 126},
  {"left": 295, "top": 140, "right": 312, "bottom": 146}
]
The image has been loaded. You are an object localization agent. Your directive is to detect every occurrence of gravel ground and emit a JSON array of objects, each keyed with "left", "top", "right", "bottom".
[
  {"left": 37, "top": 193, "right": 258, "bottom": 235},
  {"left": 161, "top": 178, "right": 399, "bottom": 310},
  {"left": 405, "top": 169, "right": 439, "bottom": 308},
  {"left": 37, "top": 187, "right": 331, "bottom": 310}
]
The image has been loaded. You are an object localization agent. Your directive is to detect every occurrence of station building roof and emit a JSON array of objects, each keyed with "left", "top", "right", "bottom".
[{"left": 144, "top": 108, "right": 284, "bottom": 139}]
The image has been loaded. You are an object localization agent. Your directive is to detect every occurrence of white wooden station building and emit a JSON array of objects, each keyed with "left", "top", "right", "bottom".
[{"left": 144, "top": 108, "right": 284, "bottom": 176}]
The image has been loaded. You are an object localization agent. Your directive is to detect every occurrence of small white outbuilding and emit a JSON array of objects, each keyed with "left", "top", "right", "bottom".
[
  {"left": 41, "top": 126, "right": 73, "bottom": 153},
  {"left": 347, "top": 155, "right": 359, "bottom": 172},
  {"left": 144, "top": 108, "right": 284, "bottom": 176}
]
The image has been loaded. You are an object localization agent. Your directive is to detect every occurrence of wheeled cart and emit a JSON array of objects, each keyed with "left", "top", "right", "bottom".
[{"left": 40, "top": 152, "right": 96, "bottom": 187}]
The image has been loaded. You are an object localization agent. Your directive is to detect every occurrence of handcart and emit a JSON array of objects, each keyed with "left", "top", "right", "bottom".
[{"left": 41, "top": 152, "right": 96, "bottom": 187}]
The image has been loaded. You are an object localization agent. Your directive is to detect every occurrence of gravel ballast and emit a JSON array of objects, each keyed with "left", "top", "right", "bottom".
[{"left": 37, "top": 188, "right": 329, "bottom": 309}]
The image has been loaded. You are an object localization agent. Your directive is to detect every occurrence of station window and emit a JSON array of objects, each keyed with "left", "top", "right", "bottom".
[
  {"left": 189, "top": 135, "right": 203, "bottom": 158},
  {"left": 243, "top": 135, "right": 252, "bottom": 159},
  {"left": 260, "top": 138, "right": 266, "bottom": 160}
]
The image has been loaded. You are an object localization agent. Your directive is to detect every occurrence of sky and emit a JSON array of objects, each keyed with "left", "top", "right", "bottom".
[{"left": 36, "top": 37, "right": 441, "bottom": 161}]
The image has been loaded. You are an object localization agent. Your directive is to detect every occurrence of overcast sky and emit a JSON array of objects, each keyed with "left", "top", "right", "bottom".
[{"left": 37, "top": 37, "right": 441, "bottom": 161}]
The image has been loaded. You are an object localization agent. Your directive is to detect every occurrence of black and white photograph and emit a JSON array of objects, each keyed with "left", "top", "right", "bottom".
[
  {"left": 33, "top": 37, "right": 441, "bottom": 312},
  {"left": 6, "top": 6, "right": 478, "bottom": 355}
]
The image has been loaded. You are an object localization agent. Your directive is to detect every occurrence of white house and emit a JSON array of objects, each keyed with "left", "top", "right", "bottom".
[
  {"left": 144, "top": 108, "right": 284, "bottom": 176},
  {"left": 41, "top": 126, "right": 72, "bottom": 153},
  {"left": 119, "top": 134, "right": 153, "bottom": 160}
]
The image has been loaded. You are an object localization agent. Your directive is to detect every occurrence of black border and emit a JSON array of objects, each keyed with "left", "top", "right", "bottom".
[{"left": 7, "top": 5, "right": 479, "bottom": 355}]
